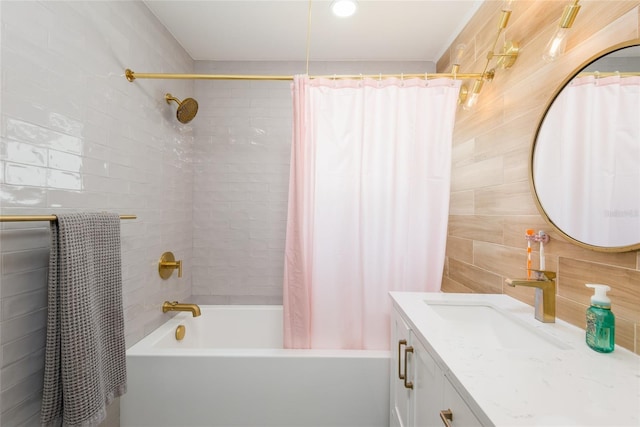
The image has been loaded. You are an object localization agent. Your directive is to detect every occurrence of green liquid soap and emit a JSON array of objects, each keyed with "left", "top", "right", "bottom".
[{"left": 585, "top": 284, "right": 615, "bottom": 353}]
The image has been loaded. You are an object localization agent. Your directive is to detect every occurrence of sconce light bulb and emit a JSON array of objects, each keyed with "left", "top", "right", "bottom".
[
  {"left": 455, "top": 43, "right": 466, "bottom": 62},
  {"left": 451, "top": 44, "right": 466, "bottom": 74},
  {"left": 543, "top": 2, "right": 580, "bottom": 62},
  {"left": 463, "top": 92, "right": 481, "bottom": 111},
  {"left": 542, "top": 26, "right": 569, "bottom": 63},
  {"left": 463, "top": 79, "right": 484, "bottom": 111}
]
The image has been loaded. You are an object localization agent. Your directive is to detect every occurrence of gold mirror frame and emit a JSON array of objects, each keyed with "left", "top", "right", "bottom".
[{"left": 530, "top": 39, "right": 640, "bottom": 253}]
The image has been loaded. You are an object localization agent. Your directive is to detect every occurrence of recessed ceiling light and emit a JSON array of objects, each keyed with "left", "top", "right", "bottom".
[{"left": 331, "top": 0, "right": 357, "bottom": 18}]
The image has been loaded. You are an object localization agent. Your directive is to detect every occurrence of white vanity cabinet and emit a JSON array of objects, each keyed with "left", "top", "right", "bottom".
[
  {"left": 390, "top": 307, "right": 483, "bottom": 427},
  {"left": 390, "top": 292, "right": 640, "bottom": 427}
]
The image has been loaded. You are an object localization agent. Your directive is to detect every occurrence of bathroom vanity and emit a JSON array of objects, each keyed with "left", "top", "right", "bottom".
[
  {"left": 389, "top": 292, "right": 640, "bottom": 427},
  {"left": 391, "top": 304, "right": 484, "bottom": 427}
]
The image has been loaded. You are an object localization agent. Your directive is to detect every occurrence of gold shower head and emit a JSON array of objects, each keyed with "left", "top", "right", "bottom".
[{"left": 165, "top": 93, "right": 198, "bottom": 124}]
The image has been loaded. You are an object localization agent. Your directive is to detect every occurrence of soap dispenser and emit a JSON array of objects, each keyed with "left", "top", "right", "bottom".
[{"left": 585, "top": 284, "right": 615, "bottom": 353}]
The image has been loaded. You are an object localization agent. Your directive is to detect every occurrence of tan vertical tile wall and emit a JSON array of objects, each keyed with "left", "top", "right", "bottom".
[{"left": 438, "top": 0, "right": 640, "bottom": 354}]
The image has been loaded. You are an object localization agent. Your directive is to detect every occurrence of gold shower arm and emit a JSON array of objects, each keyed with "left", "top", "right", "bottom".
[
  {"left": 125, "top": 68, "right": 488, "bottom": 82},
  {"left": 165, "top": 93, "right": 180, "bottom": 104}
]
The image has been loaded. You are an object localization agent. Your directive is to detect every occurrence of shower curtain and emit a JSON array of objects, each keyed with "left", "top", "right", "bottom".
[
  {"left": 283, "top": 75, "right": 460, "bottom": 350},
  {"left": 534, "top": 75, "right": 640, "bottom": 247}
]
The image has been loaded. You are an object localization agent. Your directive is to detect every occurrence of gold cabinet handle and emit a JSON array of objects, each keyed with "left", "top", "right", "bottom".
[
  {"left": 440, "top": 409, "right": 453, "bottom": 427},
  {"left": 403, "top": 346, "right": 414, "bottom": 389},
  {"left": 398, "top": 339, "right": 407, "bottom": 380}
]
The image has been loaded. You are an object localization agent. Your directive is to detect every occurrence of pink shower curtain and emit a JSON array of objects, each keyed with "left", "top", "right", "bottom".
[{"left": 283, "top": 75, "right": 461, "bottom": 350}]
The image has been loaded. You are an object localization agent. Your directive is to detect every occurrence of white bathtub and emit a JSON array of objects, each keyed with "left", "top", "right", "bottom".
[{"left": 120, "top": 305, "right": 390, "bottom": 427}]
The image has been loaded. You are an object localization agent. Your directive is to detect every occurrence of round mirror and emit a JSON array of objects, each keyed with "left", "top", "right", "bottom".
[{"left": 531, "top": 40, "right": 640, "bottom": 252}]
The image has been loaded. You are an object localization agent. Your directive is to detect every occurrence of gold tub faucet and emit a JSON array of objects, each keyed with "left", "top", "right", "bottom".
[
  {"left": 162, "top": 301, "right": 201, "bottom": 317},
  {"left": 505, "top": 270, "right": 557, "bottom": 323}
]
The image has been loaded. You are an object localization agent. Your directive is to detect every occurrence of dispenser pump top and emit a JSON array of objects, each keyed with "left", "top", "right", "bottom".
[{"left": 586, "top": 284, "right": 611, "bottom": 308}]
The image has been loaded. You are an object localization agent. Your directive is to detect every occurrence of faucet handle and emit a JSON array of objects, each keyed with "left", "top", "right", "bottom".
[
  {"left": 530, "top": 270, "right": 556, "bottom": 281},
  {"left": 158, "top": 251, "right": 183, "bottom": 279},
  {"left": 176, "top": 260, "right": 183, "bottom": 278},
  {"left": 162, "top": 301, "right": 178, "bottom": 313}
]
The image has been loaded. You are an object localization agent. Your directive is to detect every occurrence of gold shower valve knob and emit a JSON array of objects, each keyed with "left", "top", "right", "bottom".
[{"left": 158, "top": 251, "right": 183, "bottom": 279}]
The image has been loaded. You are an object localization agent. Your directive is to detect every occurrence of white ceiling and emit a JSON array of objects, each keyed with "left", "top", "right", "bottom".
[{"left": 144, "top": 0, "right": 484, "bottom": 62}]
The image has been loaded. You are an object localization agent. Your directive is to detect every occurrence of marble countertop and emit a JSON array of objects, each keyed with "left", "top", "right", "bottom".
[{"left": 390, "top": 292, "right": 640, "bottom": 427}]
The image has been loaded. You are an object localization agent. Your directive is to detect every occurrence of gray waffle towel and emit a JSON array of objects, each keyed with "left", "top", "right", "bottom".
[{"left": 41, "top": 212, "right": 127, "bottom": 427}]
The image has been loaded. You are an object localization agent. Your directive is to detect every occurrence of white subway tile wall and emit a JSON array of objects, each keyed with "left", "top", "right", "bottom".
[
  {"left": 191, "top": 61, "right": 293, "bottom": 304},
  {"left": 0, "top": 2, "right": 194, "bottom": 425}
]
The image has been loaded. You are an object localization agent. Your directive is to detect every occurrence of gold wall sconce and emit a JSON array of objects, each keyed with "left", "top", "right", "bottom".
[
  {"left": 492, "top": 41, "right": 520, "bottom": 70},
  {"left": 543, "top": 0, "right": 581, "bottom": 62},
  {"left": 458, "top": 1, "right": 520, "bottom": 111},
  {"left": 158, "top": 251, "right": 183, "bottom": 279}
]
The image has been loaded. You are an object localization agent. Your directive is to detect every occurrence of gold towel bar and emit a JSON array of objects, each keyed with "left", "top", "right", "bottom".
[{"left": 0, "top": 215, "right": 137, "bottom": 222}]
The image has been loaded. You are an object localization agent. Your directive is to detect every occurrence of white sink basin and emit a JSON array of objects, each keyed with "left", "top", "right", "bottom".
[{"left": 424, "top": 300, "right": 571, "bottom": 351}]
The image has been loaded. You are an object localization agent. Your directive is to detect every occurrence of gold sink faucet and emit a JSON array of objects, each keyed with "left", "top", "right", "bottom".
[
  {"left": 505, "top": 270, "right": 556, "bottom": 323},
  {"left": 162, "top": 301, "right": 201, "bottom": 317}
]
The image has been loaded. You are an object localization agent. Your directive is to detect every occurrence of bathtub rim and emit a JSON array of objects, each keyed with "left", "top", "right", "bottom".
[{"left": 127, "top": 305, "right": 390, "bottom": 358}]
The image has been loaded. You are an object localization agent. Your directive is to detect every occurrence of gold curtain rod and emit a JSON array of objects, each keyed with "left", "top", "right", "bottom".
[
  {"left": 577, "top": 72, "right": 640, "bottom": 77},
  {"left": 125, "top": 69, "right": 486, "bottom": 82},
  {"left": 0, "top": 215, "right": 137, "bottom": 223}
]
